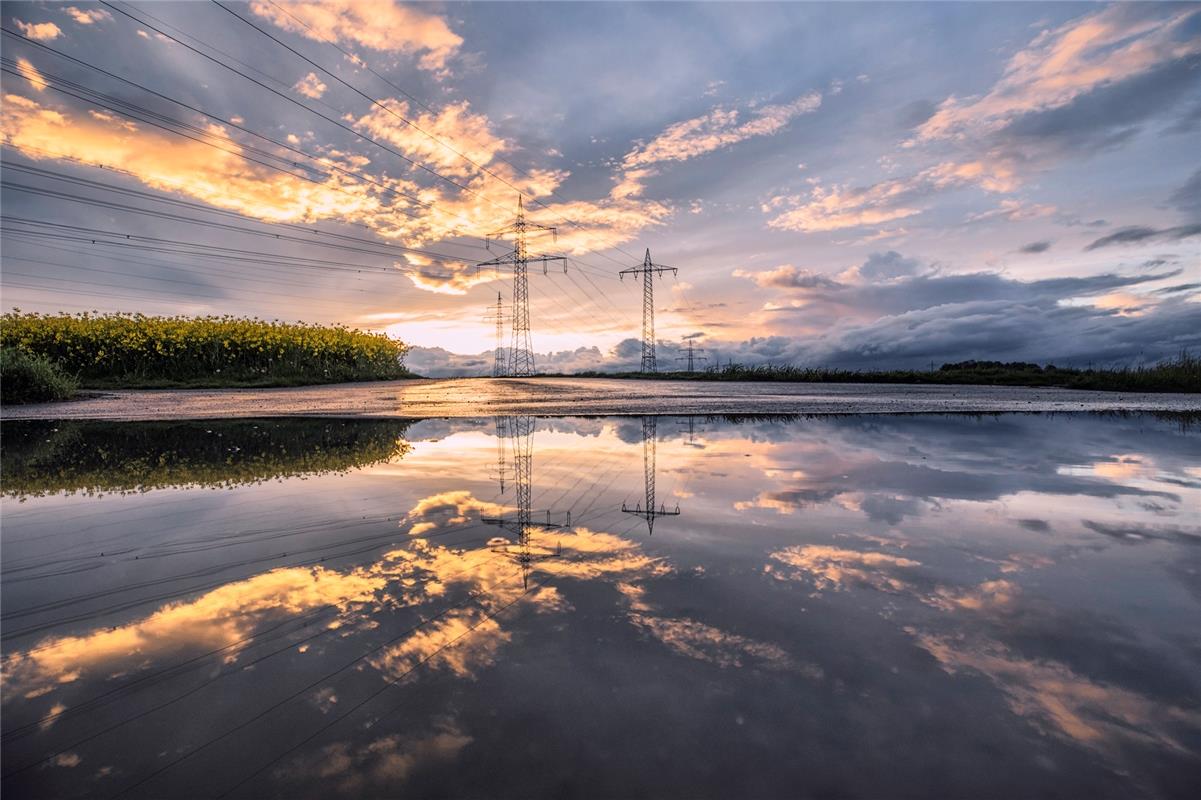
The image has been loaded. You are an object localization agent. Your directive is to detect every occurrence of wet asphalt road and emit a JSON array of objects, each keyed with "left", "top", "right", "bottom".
[{"left": 3, "top": 377, "right": 1199, "bottom": 420}]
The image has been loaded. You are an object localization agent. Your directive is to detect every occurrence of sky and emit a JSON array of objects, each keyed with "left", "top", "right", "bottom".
[{"left": 1, "top": 1, "right": 1199, "bottom": 375}]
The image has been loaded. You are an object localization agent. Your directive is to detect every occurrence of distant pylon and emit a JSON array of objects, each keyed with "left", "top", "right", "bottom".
[
  {"left": 619, "top": 249, "right": 677, "bottom": 373},
  {"left": 675, "top": 337, "right": 706, "bottom": 373},
  {"left": 484, "top": 292, "right": 507, "bottom": 377},
  {"left": 621, "top": 417, "right": 681, "bottom": 535},
  {"left": 476, "top": 196, "right": 567, "bottom": 377}
]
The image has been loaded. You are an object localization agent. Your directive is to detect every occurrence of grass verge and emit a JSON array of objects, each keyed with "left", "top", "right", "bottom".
[{"left": 0, "top": 347, "right": 79, "bottom": 404}]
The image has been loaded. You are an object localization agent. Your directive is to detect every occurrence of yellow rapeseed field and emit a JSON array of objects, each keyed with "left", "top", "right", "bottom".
[{"left": 0, "top": 311, "right": 410, "bottom": 386}]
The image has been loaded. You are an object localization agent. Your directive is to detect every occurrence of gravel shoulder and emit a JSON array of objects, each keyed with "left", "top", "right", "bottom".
[{"left": 2, "top": 378, "right": 1199, "bottom": 421}]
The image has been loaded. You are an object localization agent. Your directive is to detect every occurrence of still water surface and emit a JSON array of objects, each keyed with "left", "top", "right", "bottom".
[{"left": 2, "top": 414, "right": 1199, "bottom": 798}]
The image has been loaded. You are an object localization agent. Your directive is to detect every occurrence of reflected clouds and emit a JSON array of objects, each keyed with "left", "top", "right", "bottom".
[{"left": 2, "top": 413, "right": 1199, "bottom": 798}]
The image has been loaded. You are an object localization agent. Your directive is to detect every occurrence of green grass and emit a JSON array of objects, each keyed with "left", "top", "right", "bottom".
[
  {"left": 565, "top": 353, "right": 1201, "bottom": 393},
  {"left": 0, "top": 418, "right": 411, "bottom": 498},
  {"left": 0, "top": 347, "right": 79, "bottom": 404},
  {"left": 0, "top": 311, "right": 414, "bottom": 395}
]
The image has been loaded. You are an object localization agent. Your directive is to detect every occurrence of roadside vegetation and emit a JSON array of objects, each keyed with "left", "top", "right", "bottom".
[
  {"left": 1, "top": 418, "right": 411, "bottom": 498},
  {"left": 0, "top": 347, "right": 79, "bottom": 404},
  {"left": 570, "top": 353, "right": 1201, "bottom": 393},
  {"left": 0, "top": 312, "right": 412, "bottom": 400}
]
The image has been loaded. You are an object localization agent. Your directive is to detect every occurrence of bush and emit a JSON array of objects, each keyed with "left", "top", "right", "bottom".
[
  {"left": 0, "top": 347, "right": 78, "bottom": 404},
  {"left": 0, "top": 312, "right": 411, "bottom": 388}
]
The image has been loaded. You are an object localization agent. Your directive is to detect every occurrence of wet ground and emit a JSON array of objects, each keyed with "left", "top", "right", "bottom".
[
  {"left": 3, "top": 377, "right": 1200, "bottom": 419},
  {"left": 2, "top": 413, "right": 1199, "bottom": 798}
]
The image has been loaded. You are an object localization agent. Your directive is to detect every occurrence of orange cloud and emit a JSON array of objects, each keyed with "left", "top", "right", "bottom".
[
  {"left": 248, "top": 0, "right": 462, "bottom": 74},
  {"left": 13, "top": 58, "right": 48, "bottom": 93},
  {"left": 14, "top": 19, "right": 62, "bottom": 40},
  {"left": 2, "top": 562, "right": 392, "bottom": 699},
  {"left": 293, "top": 71, "right": 327, "bottom": 99},
  {"left": 0, "top": 92, "right": 408, "bottom": 228},
  {"left": 764, "top": 157, "right": 1019, "bottom": 233},
  {"left": 915, "top": 632, "right": 1201, "bottom": 753},
  {"left": 915, "top": 5, "right": 1201, "bottom": 142},
  {"left": 767, "top": 544, "right": 921, "bottom": 593},
  {"left": 64, "top": 7, "right": 112, "bottom": 25},
  {"left": 354, "top": 99, "right": 513, "bottom": 181},
  {"left": 623, "top": 93, "right": 822, "bottom": 169}
]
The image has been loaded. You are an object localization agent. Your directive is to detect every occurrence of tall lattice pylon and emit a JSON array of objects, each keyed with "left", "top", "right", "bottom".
[
  {"left": 482, "top": 416, "right": 569, "bottom": 588},
  {"left": 621, "top": 417, "right": 681, "bottom": 535},
  {"left": 484, "top": 292, "right": 507, "bottom": 377},
  {"left": 620, "top": 249, "right": 677, "bottom": 373},
  {"left": 476, "top": 197, "right": 566, "bottom": 377},
  {"left": 675, "top": 337, "right": 706, "bottom": 373}
]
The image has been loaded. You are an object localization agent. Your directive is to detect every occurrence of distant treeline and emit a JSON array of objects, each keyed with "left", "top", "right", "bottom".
[
  {"left": 0, "top": 418, "right": 412, "bottom": 497},
  {"left": 0, "top": 312, "right": 412, "bottom": 401},
  {"left": 568, "top": 353, "right": 1201, "bottom": 393}
]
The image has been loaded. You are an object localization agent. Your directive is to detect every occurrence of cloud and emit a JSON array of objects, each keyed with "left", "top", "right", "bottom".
[
  {"left": 1019, "top": 240, "right": 1052, "bottom": 254},
  {"left": 277, "top": 725, "right": 472, "bottom": 795},
  {"left": 855, "top": 250, "right": 922, "bottom": 280},
  {"left": 248, "top": 0, "right": 462, "bottom": 74},
  {"left": 914, "top": 5, "right": 1201, "bottom": 143},
  {"left": 764, "top": 157, "right": 1020, "bottom": 232},
  {"left": 1084, "top": 224, "right": 1201, "bottom": 250},
  {"left": 13, "top": 19, "right": 62, "bottom": 40},
  {"left": 622, "top": 92, "right": 822, "bottom": 169},
  {"left": 767, "top": 545, "right": 921, "bottom": 594},
  {"left": 966, "top": 199, "right": 1059, "bottom": 224},
  {"left": 0, "top": 93, "right": 411, "bottom": 230},
  {"left": 293, "top": 71, "right": 327, "bottom": 100},
  {"left": 353, "top": 98, "right": 514, "bottom": 181},
  {"left": 64, "top": 7, "right": 112, "bottom": 25},
  {"left": 733, "top": 265, "right": 841, "bottom": 290},
  {"left": 1170, "top": 168, "right": 1201, "bottom": 220},
  {"left": 13, "top": 58, "right": 48, "bottom": 93},
  {"left": 915, "top": 632, "right": 1201, "bottom": 754}
]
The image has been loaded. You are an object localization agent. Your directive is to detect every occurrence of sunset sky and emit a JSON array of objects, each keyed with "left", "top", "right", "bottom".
[{"left": 2, "top": 1, "right": 1199, "bottom": 375}]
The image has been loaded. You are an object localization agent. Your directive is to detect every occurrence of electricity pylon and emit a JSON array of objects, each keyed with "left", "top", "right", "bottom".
[
  {"left": 676, "top": 338, "right": 706, "bottom": 373},
  {"left": 621, "top": 417, "right": 681, "bottom": 535},
  {"left": 619, "top": 249, "right": 677, "bottom": 373},
  {"left": 483, "top": 292, "right": 507, "bottom": 377},
  {"left": 476, "top": 197, "right": 566, "bottom": 377},
  {"left": 482, "top": 416, "right": 569, "bottom": 587}
]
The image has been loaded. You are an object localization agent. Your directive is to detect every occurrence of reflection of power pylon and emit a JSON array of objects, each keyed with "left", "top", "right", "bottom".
[
  {"left": 482, "top": 416, "right": 569, "bottom": 587},
  {"left": 493, "top": 415, "right": 508, "bottom": 494},
  {"left": 621, "top": 417, "right": 681, "bottom": 535},
  {"left": 619, "top": 249, "right": 677, "bottom": 373},
  {"left": 476, "top": 197, "right": 567, "bottom": 377},
  {"left": 677, "top": 415, "right": 705, "bottom": 448}
]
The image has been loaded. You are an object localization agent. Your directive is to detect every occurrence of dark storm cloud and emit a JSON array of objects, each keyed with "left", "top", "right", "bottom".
[
  {"left": 1019, "top": 241, "right": 1052, "bottom": 254},
  {"left": 777, "top": 264, "right": 1181, "bottom": 318},
  {"left": 1084, "top": 224, "right": 1201, "bottom": 250}
]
